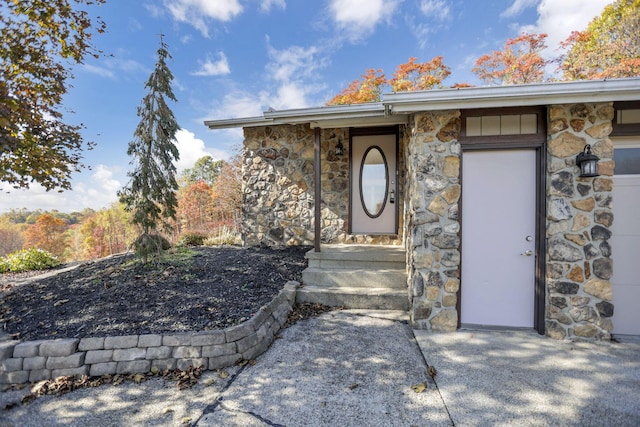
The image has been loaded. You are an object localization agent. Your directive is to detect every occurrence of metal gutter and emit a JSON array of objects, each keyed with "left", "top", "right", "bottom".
[{"left": 383, "top": 78, "right": 640, "bottom": 113}]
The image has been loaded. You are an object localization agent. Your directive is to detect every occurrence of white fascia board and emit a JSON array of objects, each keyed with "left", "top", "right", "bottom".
[
  {"left": 204, "top": 116, "right": 271, "bottom": 129},
  {"left": 384, "top": 78, "right": 640, "bottom": 114},
  {"left": 263, "top": 102, "right": 386, "bottom": 123}
]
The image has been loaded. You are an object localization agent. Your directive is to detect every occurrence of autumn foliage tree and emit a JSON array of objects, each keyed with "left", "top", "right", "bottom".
[
  {"left": 176, "top": 180, "right": 214, "bottom": 234},
  {"left": 472, "top": 33, "right": 548, "bottom": 85},
  {"left": 390, "top": 56, "right": 451, "bottom": 92},
  {"left": 0, "top": 0, "right": 105, "bottom": 191},
  {"left": 327, "top": 69, "right": 387, "bottom": 105},
  {"left": 210, "top": 155, "right": 242, "bottom": 229},
  {"left": 23, "top": 214, "right": 68, "bottom": 259},
  {"left": 559, "top": 0, "right": 640, "bottom": 80}
]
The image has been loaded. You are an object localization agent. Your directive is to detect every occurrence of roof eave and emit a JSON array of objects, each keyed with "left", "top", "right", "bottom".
[{"left": 384, "top": 78, "right": 640, "bottom": 113}]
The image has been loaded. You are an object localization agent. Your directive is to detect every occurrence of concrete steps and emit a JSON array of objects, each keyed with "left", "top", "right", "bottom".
[{"left": 298, "top": 245, "right": 409, "bottom": 311}]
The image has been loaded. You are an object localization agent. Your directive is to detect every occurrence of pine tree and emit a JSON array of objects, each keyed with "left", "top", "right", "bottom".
[{"left": 118, "top": 36, "right": 180, "bottom": 262}]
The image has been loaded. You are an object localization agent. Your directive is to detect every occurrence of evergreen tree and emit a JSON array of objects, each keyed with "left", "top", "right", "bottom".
[{"left": 118, "top": 36, "right": 180, "bottom": 262}]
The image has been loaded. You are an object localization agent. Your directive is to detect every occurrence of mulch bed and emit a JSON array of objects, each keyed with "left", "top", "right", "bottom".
[{"left": 0, "top": 245, "right": 312, "bottom": 342}]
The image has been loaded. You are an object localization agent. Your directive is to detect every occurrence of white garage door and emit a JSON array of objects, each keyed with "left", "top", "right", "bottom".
[{"left": 612, "top": 139, "right": 640, "bottom": 336}]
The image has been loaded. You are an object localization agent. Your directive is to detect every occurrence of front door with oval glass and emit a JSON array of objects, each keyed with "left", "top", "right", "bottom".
[{"left": 351, "top": 134, "right": 398, "bottom": 234}]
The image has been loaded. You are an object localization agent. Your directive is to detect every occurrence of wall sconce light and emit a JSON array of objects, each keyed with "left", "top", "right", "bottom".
[
  {"left": 335, "top": 139, "right": 344, "bottom": 156},
  {"left": 576, "top": 144, "right": 600, "bottom": 177}
]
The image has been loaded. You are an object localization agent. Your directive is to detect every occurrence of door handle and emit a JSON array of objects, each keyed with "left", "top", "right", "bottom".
[
  {"left": 520, "top": 250, "right": 533, "bottom": 256},
  {"left": 389, "top": 189, "right": 395, "bottom": 204}
]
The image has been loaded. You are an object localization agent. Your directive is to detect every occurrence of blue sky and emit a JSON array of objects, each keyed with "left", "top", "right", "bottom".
[{"left": 1, "top": 0, "right": 611, "bottom": 213}]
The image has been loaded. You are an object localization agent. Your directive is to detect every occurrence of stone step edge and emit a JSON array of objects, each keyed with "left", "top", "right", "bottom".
[
  {"left": 0, "top": 281, "right": 300, "bottom": 387},
  {"left": 297, "top": 284, "right": 409, "bottom": 296}
]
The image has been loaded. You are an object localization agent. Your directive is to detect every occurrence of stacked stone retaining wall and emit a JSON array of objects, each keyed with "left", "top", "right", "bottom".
[{"left": 0, "top": 282, "right": 298, "bottom": 386}]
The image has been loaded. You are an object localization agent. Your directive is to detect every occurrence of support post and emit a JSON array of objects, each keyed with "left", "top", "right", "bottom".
[{"left": 314, "top": 127, "right": 321, "bottom": 252}]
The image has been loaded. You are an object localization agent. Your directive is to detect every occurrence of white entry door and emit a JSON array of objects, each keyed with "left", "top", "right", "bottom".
[
  {"left": 351, "top": 134, "right": 397, "bottom": 234},
  {"left": 461, "top": 150, "right": 537, "bottom": 328},
  {"left": 611, "top": 140, "right": 640, "bottom": 335}
]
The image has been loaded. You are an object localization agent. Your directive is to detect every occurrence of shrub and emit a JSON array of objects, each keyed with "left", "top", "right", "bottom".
[
  {"left": 0, "top": 248, "right": 61, "bottom": 273},
  {"left": 203, "top": 226, "right": 240, "bottom": 246},
  {"left": 133, "top": 233, "right": 171, "bottom": 262},
  {"left": 178, "top": 232, "right": 206, "bottom": 246}
]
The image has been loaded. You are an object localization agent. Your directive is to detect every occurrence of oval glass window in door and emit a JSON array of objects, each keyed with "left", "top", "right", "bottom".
[{"left": 359, "top": 146, "right": 388, "bottom": 218}]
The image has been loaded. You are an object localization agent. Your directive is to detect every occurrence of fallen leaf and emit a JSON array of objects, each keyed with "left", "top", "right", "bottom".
[
  {"left": 42, "top": 294, "right": 54, "bottom": 301},
  {"left": 427, "top": 366, "right": 437, "bottom": 378},
  {"left": 181, "top": 417, "right": 192, "bottom": 425},
  {"left": 348, "top": 383, "right": 359, "bottom": 390},
  {"left": 202, "top": 378, "right": 216, "bottom": 387},
  {"left": 411, "top": 382, "right": 427, "bottom": 393},
  {"left": 217, "top": 370, "right": 229, "bottom": 379},
  {"left": 53, "top": 299, "right": 70, "bottom": 307},
  {"left": 133, "top": 373, "right": 145, "bottom": 384}
]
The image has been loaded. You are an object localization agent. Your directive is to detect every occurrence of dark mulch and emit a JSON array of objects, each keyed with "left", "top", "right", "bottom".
[{"left": 0, "top": 245, "right": 311, "bottom": 341}]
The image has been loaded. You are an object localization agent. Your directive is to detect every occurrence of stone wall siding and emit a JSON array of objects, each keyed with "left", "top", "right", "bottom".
[
  {"left": 0, "top": 282, "right": 298, "bottom": 385},
  {"left": 242, "top": 125, "right": 403, "bottom": 246},
  {"left": 405, "top": 111, "right": 462, "bottom": 331},
  {"left": 545, "top": 103, "right": 615, "bottom": 340}
]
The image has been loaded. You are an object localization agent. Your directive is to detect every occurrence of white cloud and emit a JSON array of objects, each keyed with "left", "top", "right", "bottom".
[
  {"left": 82, "top": 64, "right": 115, "bottom": 79},
  {"left": 328, "top": 0, "right": 401, "bottom": 42},
  {"left": 420, "top": 0, "right": 451, "bottom": 21},
  {"left": 174, "top": 128, "right": 227, "bottom": 171},
  {"left": 266, "top": 43, "right": 324, "bottom": 82},
  {"left": 520, "top": 0, "right": 610, "bottom": 54},
  {"left": 261, "top": 0, "right": 286, "bottom": 13},
  {"left": 500, "top": 0, "right": 538, "bottom": 18},
  {"left": 163, "top": 0, "right": 243, "bottom": 37},
  {"left": 192, "top": 52, "right": 231, "bottom": 76},
  {"left": 81, "top": 56, "right": 147, "bottom": 80},
  {"left": 0, "top": 165, "right": 122, "bottom": 212}
]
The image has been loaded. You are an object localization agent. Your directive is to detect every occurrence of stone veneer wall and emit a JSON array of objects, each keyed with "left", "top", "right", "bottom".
[
  {"left": 545, "top": 103, "right": 615, "bottom": 340},
  {"left": 242, "top": 124, "right": 403, "bottom": 246},
  {"left": 405, "top": 111, "right": 462, "bottom": 331},
  {"left": 0, "top": 282, "right": 298, "bottom": 385}
]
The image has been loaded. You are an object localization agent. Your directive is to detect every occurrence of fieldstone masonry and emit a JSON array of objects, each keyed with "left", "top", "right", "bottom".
[
  {"left": 405, "top": 111, "right": 462, "bottom": 332},
  {"left": 546, "top": 103, "right": 615, "bottom": 340},
  {"left": 242, "top": 124, "right": 402, "bottom": 246},
  {"left": 0, "top": 282, "right": 298, "bottom": 385}
]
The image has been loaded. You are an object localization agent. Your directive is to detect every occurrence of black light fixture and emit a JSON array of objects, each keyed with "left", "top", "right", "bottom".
[
  {"left": 335, "top": 139, "right": 344, "bottom": 156},
  {"left": 576, "top": 144, "right": 600, "bottom": 177}
]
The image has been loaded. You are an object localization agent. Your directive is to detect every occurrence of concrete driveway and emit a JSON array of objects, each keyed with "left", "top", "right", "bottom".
[{"left": 1, "top": 310, "right": 639, "bottom": 426}]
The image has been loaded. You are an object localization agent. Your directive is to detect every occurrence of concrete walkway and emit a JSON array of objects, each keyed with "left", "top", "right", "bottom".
[{"left": 1, "top": 310, "right": 639, "bottom": 426}]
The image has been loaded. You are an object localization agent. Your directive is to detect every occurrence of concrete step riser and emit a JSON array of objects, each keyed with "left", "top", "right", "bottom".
[
  {"left": 308, "top": 259, "right": 405, "bottom": 270},
  {"left": 296, "top": 289, "right": 409, "bottom": 311},
  {"left": 302, "top": 270, "right": 407, "bottom": 289}
]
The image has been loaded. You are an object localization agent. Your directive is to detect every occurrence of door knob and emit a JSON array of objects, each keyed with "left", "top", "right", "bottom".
[{"left": 520, "top": 250, "right": 533, "bottom": 256}]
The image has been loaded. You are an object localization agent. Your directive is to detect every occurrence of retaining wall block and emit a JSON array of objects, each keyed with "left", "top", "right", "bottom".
[
  {"left": 113, "top": 348, "right": 146, "bottom": 362},
  {"left": 29, "top": 369, "right": 51, "bottom": 383},
  {"left": 78, "top": 337, "right": 105, "bottom": 351},
  {"left": 1, "top": 371, "right": 28, "bottom": 384},
  {"left": 246, "top": 307, "right": 270, "bottom": 331},
  {"left": 272, "top": 303, "right": 292, "bottom": 327},
  {"left": 13, "top": 341, "right": 43, "bottom": 358},
  {"left": 176, "top": 358, "right": 207, "bottom": 371},
  {"left": 116, "top": 360, "right": 150, "bottom": 374},
  {"left": 237, "top": 332, "right": 260, "bottom": 354},
  {"left": 1, "top": 358, "right": 23, "bottom": 372},
  {"left": 23, "top": 356, "right": 46, "bottom": 370},
  {"left": 162, "top": 334, "right": 192, "bottom": 347},
  {"left": 0, "top": 341, "right": 18, "bottom": 360},
  {"left": 85, "top": 349, "right": 114, "bottom": 364},
  {"left": 225, "top": 323, "right": 254, "bottom": 343},
  {"left": 146, "top": 346, "right": 172, "bottom": 359},
  {"left": 104, "top": 335, "right": 139, "bottom": 349},
  {"left": 173, "top": 346, "right": 202, "bottom": 359},
  {"left": 152, "top": 358, "right": 176, "bottom": 371},
  {"left": 89, "top": 362, "right": 117, "bottom": 376},
  {"left": 202, "top": 342, "right": 236, "bottom": 358},
  {"left": 137, "top": 334, "right": 162, "bottom": 347},
  {"left": 52, "top": 366, "right": 88, "bottom": 378},
  {"left": 39, "top": 339, "right": 79, "bottom": 357},
  {"left": 242, "top": 337, "right": 272, "bottom": 361},
  {"left": 46, "top": 352, "right": 85, "bottom": 369},
  {"left": 209, "top": 354, "right": 241, "bottom": 370},
  {"left": 191, "top": 331, "right": 225, "bottom": 346}
]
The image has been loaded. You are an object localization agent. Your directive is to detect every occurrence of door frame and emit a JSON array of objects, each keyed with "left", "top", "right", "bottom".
[
  {"left": 348, "top": 126, "right": 399, "bottom": 235},
  {"left": 459, "top": 107, "right": 547, "bottom": 334}
]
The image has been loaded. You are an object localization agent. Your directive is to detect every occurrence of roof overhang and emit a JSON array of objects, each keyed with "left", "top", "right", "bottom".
[
  {"left": 204, "top": 103, "right": 408, "bottom": 130},
  {"left": 384, "top": 78, "right": 640, "bottom": 113},
  {"left": 204, "top": 78, "right": 640, "bottom": 130}
]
